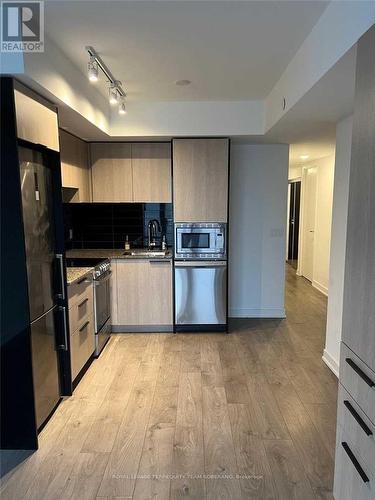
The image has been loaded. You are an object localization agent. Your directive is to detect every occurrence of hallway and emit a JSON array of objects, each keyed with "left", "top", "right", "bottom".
[{"left": 1, "top": 265, "right": 338, "bottom": 500}]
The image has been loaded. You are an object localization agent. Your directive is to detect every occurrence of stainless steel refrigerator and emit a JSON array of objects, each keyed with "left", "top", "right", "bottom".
[{"left": 19, "top": 144, "right": 69, "bottom": 429}]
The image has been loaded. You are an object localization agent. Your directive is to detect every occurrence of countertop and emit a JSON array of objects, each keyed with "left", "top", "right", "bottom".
[
  {"left": 66, "top": 267, "right": 94, "bottom": 285},
  {"left": 66, "top": 248, "right": 173, "bottom": 260}
]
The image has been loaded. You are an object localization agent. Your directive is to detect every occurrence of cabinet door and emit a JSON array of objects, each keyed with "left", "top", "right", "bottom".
[
  {"left": 116, "top": 260, "right": 172, "bottom": 326},
  {"left": 14, "top": 90, "right": 59, "bottom": 152},
  {"left": 341, "top": 26, "right": 375, "bottom": 372},
  {"left": 60, "top": 130, "right": 91, "bottom": 202},
  {"left": 90, "top": 143, "right": 133, "bottom": 202},
  {"left": 173, "top": 138, "right": 229, "bottom": 222},
  {"left": 132, "top": 143, "right": 172, "bottom": 202}
]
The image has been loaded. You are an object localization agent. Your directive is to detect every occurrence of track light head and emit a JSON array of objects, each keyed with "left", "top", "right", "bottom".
[
  {"left": 119, "top": 101, "right": 127, "bottom": 115},
  {"left": 109, "top": 83, "right": 119, "bottom": 105},
  {"left": 87, "top": 56, "right": 98, "bottom": 82}
]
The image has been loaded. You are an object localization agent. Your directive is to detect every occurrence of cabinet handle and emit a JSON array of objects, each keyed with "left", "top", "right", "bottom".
[
  {"left": 56, "top": 253, "right": 65, "bottom": 300},
  {"left": 77, "top": 277, "right": 87, "bottom": 285},
  {"left": 79, "top": 321, "right": 90, "bottom": 333},
  {"left": 345, "top": 358, "right": 375, "bottom": 387},
  {"left": 344, "top": 400, "right": 373, "bottom": 436},
  {"left": 341, "top": 442, "right": 370, "bottom": 483},
  {"left": 78, "top": 298, "right": 89, "bottom": 308},
  {"left": 149, "top": 260, "right": 170, "bottom": 264}
]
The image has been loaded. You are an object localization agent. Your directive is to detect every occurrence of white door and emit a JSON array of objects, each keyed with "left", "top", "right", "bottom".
[{"left": 302, "top": 167, "right": 317, "bottom": 281}]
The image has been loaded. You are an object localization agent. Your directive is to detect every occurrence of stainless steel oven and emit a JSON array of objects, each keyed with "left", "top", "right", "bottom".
[
  {"left": 93, "top": 267, "right": 111, "bottom": 356},
  {"left": 175, "top": 222, "right": 226, "bottom": 260}
]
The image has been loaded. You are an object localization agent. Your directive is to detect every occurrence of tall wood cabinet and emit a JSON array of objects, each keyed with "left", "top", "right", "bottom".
[
  {"left": 60, "top": 130, "right": 91, "bottom": 202},
  {"left": 334, "top": 25, "right": 375, "bottom": 500},
  {"left": 91, "top": 143, "right": 133, "bottom": 202},
  {"left": 173, "top": 138, "right": 229, "bottom": 222}
]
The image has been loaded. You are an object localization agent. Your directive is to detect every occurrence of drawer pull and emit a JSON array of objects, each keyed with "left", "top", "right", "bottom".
[
  {"left": 344, "top": 400, "right": 373, "bottom": 436},
  {"left": 78, "top": 298, "right": 89, "bottom": 308},
  {"left": 77, "top": 277, "right": 87, "bottom": 285},
  {"left": 79, "top": 321, "right": 90, "bottom": 332},
  {"left": 342, "top": 442, "right": 370, "bottom": 483},
  {"left": 345, "top": 358, "right": 375, "bottom": 388}
]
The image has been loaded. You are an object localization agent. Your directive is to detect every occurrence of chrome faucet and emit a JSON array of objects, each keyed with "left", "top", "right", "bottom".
[{"left": 148, "top": 219, "right": 161, "bottom": 249}]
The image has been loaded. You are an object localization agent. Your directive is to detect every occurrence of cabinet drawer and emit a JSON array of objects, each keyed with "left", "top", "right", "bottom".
[
  {"left": 340, "top": 343, "right": 375, "bottom": 425},
  {"left": 68, "top": 288, "right": 93, "bottom": 334},
  {"left": 68, "top": 279, "right": 92, "bottom": 309},
  {"left": 338, "top": 385, "right": 375, "bottom": 476},
  {"left": 334, "top": 424, "right": 375, "bottom": 500},
  {"left": 71, "top": 316, "right": 95, "bottom": 381}
]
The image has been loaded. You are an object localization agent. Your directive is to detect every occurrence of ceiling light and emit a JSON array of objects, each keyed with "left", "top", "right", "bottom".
[
  {"left": 87, "top": 56, "right": 98, "bottom": 82},
  {"left": 300, "top": 155, "right": 309, "bottom": 160},
  {"left": 109, "top": 83, "right": 119, "bottom": 105},
  {"left": 175, "top": 79, "right": 191, "bottom": 86},
  {"left": 118, "top": 101, "right": 127, "bottom": 115}
]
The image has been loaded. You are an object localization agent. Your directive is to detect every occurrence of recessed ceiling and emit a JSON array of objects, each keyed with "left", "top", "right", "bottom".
[{"left": 45, "top": 0, "right": 328, "bottom": 102}]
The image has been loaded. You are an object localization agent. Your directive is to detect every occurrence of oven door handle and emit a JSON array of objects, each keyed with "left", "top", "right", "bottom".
[{"left": 93, "top": 270, "right": 112, "bottom": 285}]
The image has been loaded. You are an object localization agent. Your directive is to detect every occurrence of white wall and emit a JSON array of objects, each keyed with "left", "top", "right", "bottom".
[
  {"left": 229, "top": 144, "right": 289, "bottom": 318},
  {"left": 312, "top": 155, "right": 335, "bottom": 295},
  {"left": 323, "top": 115, "right": 353, "bottom": 376},
  {"left": 298, "top": 154, "right": 335, "bottom": 295},
  {"left": 289, "top": 165, "right": 302, "bottom": 180}
]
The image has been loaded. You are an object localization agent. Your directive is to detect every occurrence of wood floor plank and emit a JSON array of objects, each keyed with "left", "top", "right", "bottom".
[
  {"left": 202, "top": 385, "right": 242, "bottom": 500},
  {"left": 263, "top": 439, "right": 316, "bottom": 500},
  {"left": 228, "top": 403, "right": 277, "bottom": 499},
  {"left": 170, "top": 372, "right": 205, "bottom": 500},
  {"left": 270, "top": 381, "right": 334, "bottom": 499}
]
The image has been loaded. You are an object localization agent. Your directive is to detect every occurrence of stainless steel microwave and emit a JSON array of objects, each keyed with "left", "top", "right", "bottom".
[{"left": 175, "top": 222, "right": 227, "bottom": 260}]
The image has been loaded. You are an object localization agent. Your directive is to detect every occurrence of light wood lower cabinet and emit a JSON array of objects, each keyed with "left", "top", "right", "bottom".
[
  {"left": 111, "top": 259, "right": 173, "bottom": 330},
  {"left": 60, "top": 130, "right": 91, "bottom": 202},
  {"left": 90, "top": 143, "right": 133, "bottom": 202},
  {"left": 68, "top": 279, "right": 95, "bottom": 380}
]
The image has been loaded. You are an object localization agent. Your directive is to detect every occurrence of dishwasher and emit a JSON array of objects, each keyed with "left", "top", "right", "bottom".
[{"left": 174, "top": 260, "right": 227, "bottom": 331}]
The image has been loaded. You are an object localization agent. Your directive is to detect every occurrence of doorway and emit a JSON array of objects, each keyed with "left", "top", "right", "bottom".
[
  {"left": 287, "top": 180, "right": 301, "bottom": 269},
  {"left": 301, "top": 166, "right": 317, "bottom": 282}
]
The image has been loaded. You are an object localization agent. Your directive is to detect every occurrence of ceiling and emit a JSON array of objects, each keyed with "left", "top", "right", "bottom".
[
  {"left": 45, "top": 0, "right": 328, "bottom": 102},
  {"left": 266, "top": 44, "right": 357, "bottom": 166}
]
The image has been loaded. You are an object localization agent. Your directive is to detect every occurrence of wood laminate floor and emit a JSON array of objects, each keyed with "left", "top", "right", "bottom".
[{"left": 1, "top": 265, "right": 338, "bottom": 499}]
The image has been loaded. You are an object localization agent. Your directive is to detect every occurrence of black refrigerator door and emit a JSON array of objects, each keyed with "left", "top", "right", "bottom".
[
  {"left": 19, "top": 146, "right": 56, "bottom": 321},
  {"left": 30, "top": 307, "right": 60, "bottom": 429}
]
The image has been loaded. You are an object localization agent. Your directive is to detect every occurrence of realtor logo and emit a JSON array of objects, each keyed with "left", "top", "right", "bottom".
[{"left": 1, "top": 1, "right": 44, "bottom": 52}]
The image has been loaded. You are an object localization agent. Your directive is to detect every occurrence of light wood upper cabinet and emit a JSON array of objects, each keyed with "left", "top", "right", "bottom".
[
  {"left": 60, "top": 130, "right": 91, "bottom": 202},
  {"left": 132, "top": 143, "right": 172, "bottom": 202},
  {"left": 114, "top": 260, "right": 173, "bottom": 327},
  {"left": 173, "top": 138, "right": 229, "bottom": 222},
  {"left": 14, "top": 90, "right": 59, "bottom": 152},
  {"left": 90, "top": 143, "right": 133, "bottom": 202}
]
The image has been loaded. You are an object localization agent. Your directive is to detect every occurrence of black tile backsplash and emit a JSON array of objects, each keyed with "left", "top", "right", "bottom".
[{"left": 64, "top": 203, "right": 173, "bottom": 250}]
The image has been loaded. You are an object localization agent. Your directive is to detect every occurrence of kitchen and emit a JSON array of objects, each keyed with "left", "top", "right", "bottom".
[{"left": 2, "top": 80, "right": 230, "bottom": 435}]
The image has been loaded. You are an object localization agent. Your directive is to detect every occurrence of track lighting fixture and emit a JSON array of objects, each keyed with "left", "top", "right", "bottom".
[
  {"left": 87, "top": 56, "right": 98, "bottom": 82},
  {"left": 109, "top": 83, "right": 119, "bottom": 105},
  {"left": 85, "top": 46, "right": 127, "bottom": 116},
  {"left": 118, "top": 100, "right": 127, "bottom": 115}
]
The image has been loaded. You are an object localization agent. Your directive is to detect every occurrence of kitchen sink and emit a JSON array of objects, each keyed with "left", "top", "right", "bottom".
[{"left": 123, "top": 250, "right": 168, "bottom": 257}]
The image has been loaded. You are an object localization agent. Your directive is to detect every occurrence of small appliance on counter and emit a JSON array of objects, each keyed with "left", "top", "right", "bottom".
[
  {"left": 66, "top": 257, "right": 111, "bottom": 356},
  {"left": 174, "top": 222, "right": 227, "bottom": 332}
]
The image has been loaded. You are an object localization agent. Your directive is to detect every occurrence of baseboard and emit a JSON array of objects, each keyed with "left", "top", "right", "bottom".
[
  {"left": 112, "top": 325, "right": 173, "bottom": 333},
  {"left": 229, "top": 308, "right": 286, "bottom": 318},
  {"left": 312, "top": 280, "right": 328, "bottom": 296},
  {"left": 322, "top": 349, "right": 339, "bottom": 377}
]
